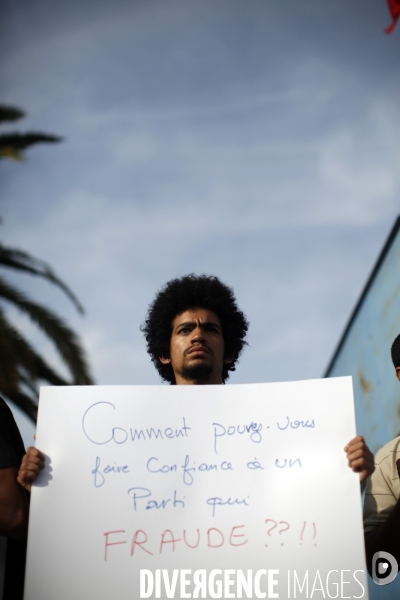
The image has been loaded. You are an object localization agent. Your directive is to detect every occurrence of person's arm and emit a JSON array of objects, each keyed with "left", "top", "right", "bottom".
[
  {"left": 344, "top": 435, "right": 375, "bottom": 485},
  {"left": 17, "top": 446, "right": 45, "bottom": 494},
  {"left": 0, "top": 466, "right": 29, "bottom": 539}
]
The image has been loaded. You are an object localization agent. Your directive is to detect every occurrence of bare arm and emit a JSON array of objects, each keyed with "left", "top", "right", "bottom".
[
  {"left": 344, "top": 435, "right": 375, "bottom": 485},
  {"left": 17, "top": 446, "right": 45, "bottom": 494},
  {"left": 0, "top": 466, "right": 29, "bottom": 539}
]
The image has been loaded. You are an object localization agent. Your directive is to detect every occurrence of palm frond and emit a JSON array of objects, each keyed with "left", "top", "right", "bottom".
[
  {"left": 0, "top": 105, "right": 25, "bottom": 124},
  {"left": 0, "top": 105, "right": 92, "bottom": 422},
  {"left": 0, "top": 132, "right": 62, "bottom": 151},
  {"left": 18, "top": 372, "right": 39, "bottom": 398},
  {"left": 0, "top": 310, "right": 19, "bottom": 391},
  {"left": 0, "top": 308, "right": 75, "bottom": 422},
  {"left": 0, "top": 310, "right": 69, "bottom": 386},
  {"left": 0, "top": 276, "right": 93, "bottom": 385},
  {"left": 0, "top": 243, "right": 84, "bottom": 313},
  {"left": 4, "top": 389, "right": 38, "bottom": 422}
]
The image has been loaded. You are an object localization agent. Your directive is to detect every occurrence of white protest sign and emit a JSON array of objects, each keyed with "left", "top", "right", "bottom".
[{"left": 25, "top": 378, "right": 368, "bottom": 599}]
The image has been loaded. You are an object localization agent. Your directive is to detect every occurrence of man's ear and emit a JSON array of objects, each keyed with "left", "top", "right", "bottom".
[
  {"left": 159, "top": 356, "right": 171, "bottom": 365},
  {"left": 224, "top": 356, "right": 234, "bottom": 365},
  {"left": 396, "top": 366, "right": 400, "bottom": 382}
]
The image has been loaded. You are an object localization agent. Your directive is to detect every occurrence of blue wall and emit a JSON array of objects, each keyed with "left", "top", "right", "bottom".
[{"left": 326, "top": 217, "right": 400, "bottom": 600}]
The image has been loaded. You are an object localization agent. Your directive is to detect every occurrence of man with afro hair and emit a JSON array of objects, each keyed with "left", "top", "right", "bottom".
[
  {"left": 364, "top": 332, "right": 400, "bottom": 575},
  {"left": 141, "top": 274, "right": 248, "bottom": 385}
]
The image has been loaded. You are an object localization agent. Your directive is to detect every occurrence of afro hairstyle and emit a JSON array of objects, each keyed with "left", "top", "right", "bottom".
[
  {"left": 141, "top": 274, "right": 249, "bottom": 384},
  {"left": 391, "top": 333, "right": 400, "bottom": 368}
]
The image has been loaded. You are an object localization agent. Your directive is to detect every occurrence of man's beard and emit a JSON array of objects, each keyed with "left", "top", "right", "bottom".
[{"left": 181, "top": 362, "right": 213, "bottom": 382}]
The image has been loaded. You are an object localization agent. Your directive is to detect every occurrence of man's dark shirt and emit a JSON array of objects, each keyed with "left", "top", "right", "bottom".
[{"left": 0, "top": 397, "right": 27, "bottom": 600}]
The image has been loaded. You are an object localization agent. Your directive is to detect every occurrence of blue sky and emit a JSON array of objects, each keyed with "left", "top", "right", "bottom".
[{"left": 1, "top": 0, "right": 400, "bottom": 445}]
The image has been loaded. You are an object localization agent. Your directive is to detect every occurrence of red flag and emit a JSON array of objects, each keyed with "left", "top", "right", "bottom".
[{"left": 385, "top": 0, "right": 400, "bottom": 33}]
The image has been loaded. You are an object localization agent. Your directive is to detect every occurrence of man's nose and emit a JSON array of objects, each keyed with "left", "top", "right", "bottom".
[{"left": 191, "top": 326, "right": 205, "bottom": 342}]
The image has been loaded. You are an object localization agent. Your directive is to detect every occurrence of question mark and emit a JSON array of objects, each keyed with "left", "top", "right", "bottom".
[
  {"left": 278, "top": 521, "right": 290, "bottom": 545},
  {"left": 265, "top": 519, "right": 278, "bottom": 536},
  {"left": 278, "top": 521, "right": 290, "bottom": 534},
  {"left": 264, "top": 519, "right": 278, "bottom": 546}
]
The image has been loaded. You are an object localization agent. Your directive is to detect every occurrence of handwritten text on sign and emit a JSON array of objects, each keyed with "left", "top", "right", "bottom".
[{"left": 25, "top": 379, "right": 368, "bottom": 599}]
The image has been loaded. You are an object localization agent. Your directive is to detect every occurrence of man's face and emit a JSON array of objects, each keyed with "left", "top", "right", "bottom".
[{"left": 159, "top": 307, "right": 232, "bottom": 385}]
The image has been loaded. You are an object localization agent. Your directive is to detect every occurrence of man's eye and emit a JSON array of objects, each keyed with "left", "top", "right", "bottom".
[{"left": 207, "top": 327, "right": 218, "bottom": 333}]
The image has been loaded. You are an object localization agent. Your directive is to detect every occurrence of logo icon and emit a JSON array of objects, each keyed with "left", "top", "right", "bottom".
[{"left": 372, "top": 551, "right": 398, "bottom": 585}]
